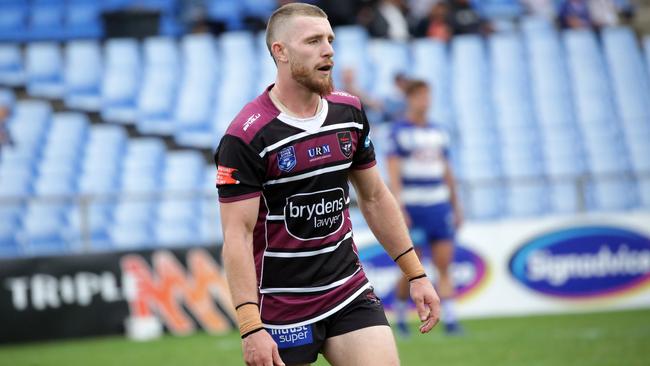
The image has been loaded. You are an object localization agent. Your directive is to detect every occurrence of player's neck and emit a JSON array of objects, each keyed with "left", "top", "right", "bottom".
[{"left": 271, "top": 81, "right": 321, "bottom": 118}]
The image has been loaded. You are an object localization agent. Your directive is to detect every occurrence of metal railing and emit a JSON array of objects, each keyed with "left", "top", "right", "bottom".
[{"left": 1, "top": 173, "right": 648, "bottom": 257}]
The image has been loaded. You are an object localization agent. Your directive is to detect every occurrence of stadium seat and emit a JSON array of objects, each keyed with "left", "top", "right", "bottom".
[
  {"left": 29, "top": 0, "right": 66, "bottom": 41},
  {"left": 506, "top": 181, "right": 548, "bottom": 217},
  {"left": 548, "top": 179, "right": 580, "bottom": 214},
  {"left": 25, "top": 42, "right": 64, "bottom": 98},
  {"left": 625, "top": 133, "right": 650, "bottom": 173},
  {"left": 520, "top": 16, "right": 554, "bottom": 36},
  {"left": 205, "top": 0, "right": 244, "bottom": 30},
  {"left": 7, "top": 100, "right": 52, "bottom": 155},
  {"left": 638, "top": 178, "right": 650, "bottom": 209},
  {"left": 0, "top": 1, "right": 27, "bottom": 42},
  {"left": 333, "top": 25, "right": 372, "bottom": 93},
  {"left": 137, "top": 36, "right": 180, "bottom": 135},
  {"left": 465, "top": 185, "right": 504, "bottom": 220},
  {"left": 210, "top": 31, "right": 256, "bottom": 140},
  {"left": 65, "top": 0, "right": 103, "bottom": 39},
  {"left": 602, "top": 27, "right": 650, "bottom": 123},
  {"left": 242, "top": 0, "right": 276, "bottom": 20},
  {"left": 0, "top": 44, "right": 25, "bottom": 86},
  {"left": 587, "top": 178, "right": 638, "bottom": 212},
  {"left": 109, "top": 137, "right": 165, "bottom": 248},
  {"left": 643, "top": 35, "right": 650, "bottom": 74},
  {"left": 199, "top": 165, "right": 222, "bottom": 244},
  {"left": 255, "top": 31, "right": 277, "bottom": 94},
  {"left": 154, "top": 150, "right": 205, "bottom": 246},
  {"left": 172, "top": 33, "right": 218, "bottom": 148},
  {"left": 367, "top": 40, "right": 410, "bottom": 100},
  {"left": 101, "top": 38, "right": 141, "bottom": 123},
  {"left": 64, "top": 40, "right": 102, "bottom": 111},
  {"left": 452, "top": 35, "right": 489, "bottom": 104},
  {"left": 411, "top": 39, "right": 453, "bottom": 126}
]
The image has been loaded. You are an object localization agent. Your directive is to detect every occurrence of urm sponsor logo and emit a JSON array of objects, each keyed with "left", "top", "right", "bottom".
[
  {"left": 307, "top": 144, "right": 331, "bottom": 159},
  {"left": 509, "top": 226, "right": 650, "bottom": 299}
]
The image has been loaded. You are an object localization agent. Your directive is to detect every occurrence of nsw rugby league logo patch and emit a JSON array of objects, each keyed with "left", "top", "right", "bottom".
[
  {"left": 278, "top": 146, "right": 297, "bottom": 172},
  {"left": 337, "top": 131, "right": 353, "bottom": 158}
]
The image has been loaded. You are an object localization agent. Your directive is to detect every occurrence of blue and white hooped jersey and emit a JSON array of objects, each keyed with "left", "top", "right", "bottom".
[{"left": 386, "top": 120, "right": 450, "bottom": 207}]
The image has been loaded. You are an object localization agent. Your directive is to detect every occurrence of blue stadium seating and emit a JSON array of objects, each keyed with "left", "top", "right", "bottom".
[
  {"left": 367, "top": 40, "right": 410, "bottom": 100},
  {"left": 109, "top": 138, "right": 165, "bottom": 248},
  {"left": 173, "top": 33, "right": 218, "bottom": 148},
  {"left": 410, "top": 39, "right": 453, "bottom": 127},
  {"left": 66, "top": 0, "right": 103, "bottom": 39},
  {"left": 25, "top": 42, "right": 64, "bottom": 98},
  {"left": 154, "top": 150, "right": 204, "bottom": 246},
  {"left": 101, "top": 38, "right": 141, "bottom": 123},
  {"left": 0, "top": 1, "right": 28, "bottom": 42},
  {"left": 2, "top": 22, "right": 650, "bottom": 257},
  {"left": 333, "top": 25, "right": 372, "bottom": 93},
  {"left": 206, "top": 0, "right": 244, "bottom": 31},
  {"left": 211, "top": 31, "right": 256, "bottom": 140},
  {"left": 137, "top": 36, "right": 180, "bottom": 135},
  {"left": 29, "top": 0, "right": 66, "bottom": 41},
  {"left": 255, "top": 31, "right": 277, "bottom": 95},
  {"left": 199, "top": 165, "right": 223, "bottom": 245},
  {"left": 64, "top": 40, "right": 102, "bottom": 111},
  {"left": 0, "top": 44, "right": 25, "bottom": 86}
]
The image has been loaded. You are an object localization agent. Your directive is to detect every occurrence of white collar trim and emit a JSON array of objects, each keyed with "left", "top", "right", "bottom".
[{"left": 276, "top": 99, "right": 328, "bottom": 132}]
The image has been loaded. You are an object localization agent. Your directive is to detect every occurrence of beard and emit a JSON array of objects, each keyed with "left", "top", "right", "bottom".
[{"left": 290, "top": 58, "right": 334, "bottom": 97}]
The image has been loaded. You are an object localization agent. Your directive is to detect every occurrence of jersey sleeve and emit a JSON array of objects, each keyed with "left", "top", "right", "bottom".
[
  {"left": 351, "top": 106, "right": 376, "bottom": 170},
  {"left": 214, "top": 134, "right": 266, "bottom": 203}
]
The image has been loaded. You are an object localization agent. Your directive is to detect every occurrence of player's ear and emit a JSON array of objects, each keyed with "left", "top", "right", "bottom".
[{"left": 272, "top": 42, "right": 288, "bottom": 64}]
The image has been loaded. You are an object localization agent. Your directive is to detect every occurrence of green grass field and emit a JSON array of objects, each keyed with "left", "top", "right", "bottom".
[{"left": 1, "top": 308, "right": 648, "bottom": 366}]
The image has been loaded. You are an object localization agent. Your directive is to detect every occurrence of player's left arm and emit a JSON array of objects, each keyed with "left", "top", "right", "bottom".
[
  {"left": 443, "top": 159, "right": 463, "bottom": 229},
  {"left": 350, "top": 166, "right": 440, "bottom": 333}
]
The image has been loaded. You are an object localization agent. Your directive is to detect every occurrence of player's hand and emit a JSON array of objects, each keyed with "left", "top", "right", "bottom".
[
  {"left": 409, "top": 277, "right": 440, "bottom": 334},
  {"left": 242, "top": 330, "right": 285, "bottom": 366}
]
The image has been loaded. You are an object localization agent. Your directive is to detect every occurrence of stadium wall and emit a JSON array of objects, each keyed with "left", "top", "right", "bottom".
[
  {"left": 2, "top": 212, "right": 649, "bottom": 343},
  {"left": 360, "top": 211, "right": 650, "bottom": 319}
]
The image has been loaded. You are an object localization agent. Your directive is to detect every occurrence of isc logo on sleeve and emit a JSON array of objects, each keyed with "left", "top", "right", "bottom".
[{"left": 269, "top": 325, "right": 314, "bottom": 349}]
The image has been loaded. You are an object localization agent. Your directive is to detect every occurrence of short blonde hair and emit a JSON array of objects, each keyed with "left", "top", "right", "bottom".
[{"left": 265, "top": 3, "right": 328, "bottom": 61}]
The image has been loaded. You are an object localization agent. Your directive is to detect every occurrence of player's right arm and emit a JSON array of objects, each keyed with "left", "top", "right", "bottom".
[{"left": 220, "top": 197, "right": 285, "bottom": 366}]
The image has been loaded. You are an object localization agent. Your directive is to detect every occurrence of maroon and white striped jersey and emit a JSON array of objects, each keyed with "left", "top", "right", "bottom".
[{"left": 214, "top": 85, "right": 376, "bottom": 329}]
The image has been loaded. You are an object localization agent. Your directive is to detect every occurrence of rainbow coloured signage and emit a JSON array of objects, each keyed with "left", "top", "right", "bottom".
[{"left": 509, "top": 226, "right": 650, "bottom": 299}]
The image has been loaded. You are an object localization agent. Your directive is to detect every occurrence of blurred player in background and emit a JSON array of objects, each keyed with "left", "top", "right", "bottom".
[
  {"left": 386, "top": 80, "right": 464, "bottom": 336},
  {"left": 214, "top": 3, "right": 439, "bottom": 365}
]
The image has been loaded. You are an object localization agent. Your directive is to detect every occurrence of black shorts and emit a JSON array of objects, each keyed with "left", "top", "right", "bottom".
[{"left": 266, "top": 287, "right": 389, "bottom": 365}]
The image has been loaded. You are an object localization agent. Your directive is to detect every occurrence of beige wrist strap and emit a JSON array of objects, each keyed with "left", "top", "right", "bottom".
[
  {"left": 235, "top": 303, "right": 264, "bottom": 338},
  {"left": 394, "top": 247, "right": 427, "bottom": 281}
]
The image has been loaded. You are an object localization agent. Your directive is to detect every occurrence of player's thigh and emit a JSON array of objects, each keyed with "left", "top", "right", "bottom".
[
  {"left": 321, "top": 325, "right": 399, "bottom": 366},
  {"left": 431, "top": 239, "right": 454, "bottom": 270}
]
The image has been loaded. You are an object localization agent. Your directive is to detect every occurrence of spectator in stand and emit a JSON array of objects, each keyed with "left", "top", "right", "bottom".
[
  {"left": 316, "top": 0, "right": 363, "bottom": 26},
  {"left": 588, "top": 0, "right": 620, "bottom": 28},
  {"left": 413, "top": 1, "right": 452, "bottom": 42},
  {"left": 448, "top": 0, "right": 493, "bottom": 36},
  {"left": 559, "top": 0, "right": 593, "bottom": 29},
  {"left": 408, "top": 0, "right": 439, "bottom": 21},
  {"left": 0, "top": 102, "right": 13, "bottom": 160},
  {"left": 383, "top": 72, "right": 411, "bottom": 121},
  {"left": 359, "top": 0, "right": 412, "bottom": 41},
  {"left": 341, "top": 67, "right": 386, "bottom": 122},
  {"left": 520, "top": 0, "right": 558, "bottom": 22}
]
